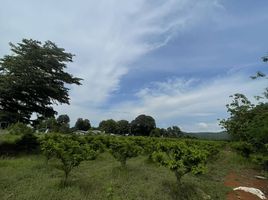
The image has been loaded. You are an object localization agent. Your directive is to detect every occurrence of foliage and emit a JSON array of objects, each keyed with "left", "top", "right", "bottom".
[
  {"left": 15, "top": 133, "right": 39, "bottom": 153},
  {"left": 57, "top": 114, "right": 70, "bottom": 125},
  {"left": 0, "top": 148, "right": 231, "bottom": 200},
  {"left": 37, "top": 115, "right": 72, "bottom": 134},
  {"left": 0, "top": 132, "right": 40, "bottom": 155},
  {"left": 220, "top": 93, "right": 254, "bottom": 141},
  {"left": 0, "top": 131, "right": 39, "bottom": 154},
  {"left": 220, "top": 56, "right": 268, "bottom": 167},
  {"left": 251, "top": 153, "right": 268, "bottom": 171},
  {"left": 251, "top": 55, "right": 268, "bottom": 99},
  {"left": 57, "top": 124, "right": 71, "bottom": 134},
  {"left": 130, "top": 114, "right": 156, "bottom": 136},
  {"left": 74, "top": 118, "right": 91, "bottom": 131},
  {"left": 99, "top": 119, "right": 117, "bottom": 134},
  {"left": 40, "top": 134, "right": 97, "bottom": 184},
  {"left": 8, "top": 122, "right": 34, "bottom": 135},
  {"left": 166, "top": 126, "right": 183, "bottom": 138},
  {"left": 263, "top": 55, "right": 268, "bottom": 62},
  {"left": 116, "top": 120, "right": 130, "bottom": 135},
  {"left": 84, "top": 135, "right": 106, "bottom": 153},
  {"left": 36, "top": 117, "right": 59, "bottom": 132},
  {"left": 220, "top": 84, "right": 267, "bottom": 170},
  {"left": 183, "top": 139, "right": 223, "bottom": 160},
  {"left": 152, "top": 142, "right": 208, "bottom": 184},
  {"left": 132, "top": 136, "right": 159, "bottom": 161},
  {"left": 40, "top": 133, "right": 61, "bottom": 162},
  {"left": 150, "top": 128, "right": 162, "bottom": 137},
  {"left": 230, "top": 142, "right": 254, "bottom": 158},
  {"left": 220, "top": 94, "right": 268, "bottom": 149},
  {"left": 56, "top": 114, "right": 71, "bottom": 133},
  {"left": 0, "top": 39, "right": 82, "bottom": 123},
  {"left": 149, "top": 126, "right": 183, "bottom": 138},
  {"left": 1, "top": 133, "right": 230, "bottom": 198},
  {"left": 109, "top": 138, "right": 141, "bottom": 167},
  {"left": 246, "top": 103, "right": 268, "bottom": 148}
]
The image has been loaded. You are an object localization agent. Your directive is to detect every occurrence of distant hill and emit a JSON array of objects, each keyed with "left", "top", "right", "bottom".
[{"left": 184, "top": 131, "right": 230, "bottom": 140}]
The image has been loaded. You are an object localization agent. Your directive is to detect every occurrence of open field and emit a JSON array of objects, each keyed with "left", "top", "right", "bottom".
[{"left": 0, "top": 133, "right": 266, "bottom": 200}]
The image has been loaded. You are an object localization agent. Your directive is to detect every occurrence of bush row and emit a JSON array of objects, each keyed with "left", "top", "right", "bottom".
[{"left": 39, "top": 134, "right": 224, "bottom": 185}]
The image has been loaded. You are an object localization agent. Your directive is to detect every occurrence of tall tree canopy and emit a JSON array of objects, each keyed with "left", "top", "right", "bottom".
[
  {"left": 74, "top": 118, "right": 91, "bottom": 131},
  {"left": 99, "top": 119, "right": 118, "bottom": 134},
  {"left": 166, "top": 126, "right": 183, "bottom": 138},
  {"left": 0, "top": 39, "right": 82, "bottom": 123},
  {"left": 220, "top": 94, "right": 268, "bottom": 148},
  {"left": 116, "top": 120, "right": 130, "bottom": 135},
  {"left": 57, "top": 114, "right": 70, "bottom": 125},
  {"left": 130, "top": 114, "right": 156, "bottom": 136},
  {"left": 220, "top": 55, "right": 268, "bottom": 148}
]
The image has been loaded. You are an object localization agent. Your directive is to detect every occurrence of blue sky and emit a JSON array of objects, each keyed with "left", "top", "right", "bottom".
[{"left": 0, "top": 0, "right": 267, "bottom": 131}]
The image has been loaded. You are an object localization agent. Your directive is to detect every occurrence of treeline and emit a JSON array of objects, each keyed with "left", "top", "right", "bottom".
[{"left": 31, "top": 114, "right": 186, "bottom": 138}]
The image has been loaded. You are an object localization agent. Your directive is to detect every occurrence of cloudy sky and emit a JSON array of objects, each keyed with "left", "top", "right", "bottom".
[{"left": 1, "top": 0, "right": 267, "bottom": 132}]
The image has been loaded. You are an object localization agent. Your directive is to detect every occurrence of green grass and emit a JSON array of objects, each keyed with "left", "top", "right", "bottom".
[{"left": 0, "top": 137, "right": 259, "bottom": 200}]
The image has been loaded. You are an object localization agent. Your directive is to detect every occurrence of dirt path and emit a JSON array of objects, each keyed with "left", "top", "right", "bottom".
[{"left": 224, "top": 169, "right": 268, "bottom": 200}]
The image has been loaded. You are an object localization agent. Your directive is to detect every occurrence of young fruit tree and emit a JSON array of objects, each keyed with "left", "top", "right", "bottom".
[
  {"left": 41, "top": 134, "right": 97, "bottom": 185},
  {"left": 152, "top": 142, "right": 207, "bottom": 185},
  {"left": 40, "top": 134, "right": 62, "bottom": 163},
  {"left": 109, "top": 139, "right": 141, "bottom": 167}
]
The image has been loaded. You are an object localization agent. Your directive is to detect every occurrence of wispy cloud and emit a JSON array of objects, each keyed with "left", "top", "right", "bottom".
[
  {"left": 2, "top": 0, "right": 243, "bottom": 131},
  {"left": 105, "top": 74, "right": 267, "bottom": 131},
  {"left": 64, "top": 0, "right": 221, "bottom": 105},
  {"left": 43, "top": 0, "right": 221, "bottom": 122},
  {"left": 0, "top": 1, "right": 221, "bottom": 103}
]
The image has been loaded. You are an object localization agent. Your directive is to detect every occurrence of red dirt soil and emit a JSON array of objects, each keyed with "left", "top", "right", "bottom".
[{"left": 224, "top": 169, "right": 268, "bottom": 200}]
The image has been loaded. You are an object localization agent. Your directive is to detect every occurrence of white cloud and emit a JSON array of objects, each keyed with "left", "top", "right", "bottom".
[
  {"left": 107, "top": 74, "right": 267, "bottom": 131},
  {"left": 197, "top": 122, "right": 209, "bottom": 129},
  {"left": 0, "top": 0, "right": 224, "bottom": 128},
  {"left": 0, "top": 1, "right": 220, "bottom": 102}
]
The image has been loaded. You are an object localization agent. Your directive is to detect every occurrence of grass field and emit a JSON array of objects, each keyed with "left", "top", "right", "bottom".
[{"left": 0, "top": 133, "right": 261, "bottom": 200}]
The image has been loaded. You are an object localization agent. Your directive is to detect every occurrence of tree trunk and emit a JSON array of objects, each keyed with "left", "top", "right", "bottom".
[
  {"left": 174, "top": 171, "right": 182, "bottom": 186},
  {"left": 121, "top": 159, "right": 126, "bottom": 168},
  {"left": 63, "top": 170, "right": 69, "bottom": 186}
]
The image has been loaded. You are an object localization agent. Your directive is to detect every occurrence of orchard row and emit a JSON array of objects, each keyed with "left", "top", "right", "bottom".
[{"left": 40, "top": 134, "right": 225, "bottom": 185}]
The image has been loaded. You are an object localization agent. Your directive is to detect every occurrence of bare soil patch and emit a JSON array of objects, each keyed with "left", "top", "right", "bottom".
[{"left": 225, "top": 169, "right": 268, "bottom": 200}]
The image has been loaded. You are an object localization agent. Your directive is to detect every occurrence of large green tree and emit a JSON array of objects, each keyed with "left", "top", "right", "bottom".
[
  {"left": 219, "top": 93, "right": 255, "bottom": 141},
  {"left": 166, "top": 126, "right": 183, "bottom": 138},
  {"left": 0, "top": 39, "right": 82, "bottom": 124},
  {"left": 99, "top": 119, "right": 118, "bottom": 134},
  {"left": 130, "top": 114, "right": 156, "bottom": 136},
  {"left": 220, "top": 94, "right": 268, "bottom": 149},
  {"left": 57, "top": 114, "right": 70, "bottom": 125},
  {"left": 56, "top": 114, "right": 71, "bottom": 133},
  {"left": 116, "top": 120, "right": 130, "bottom": 135},
  {"left": 74, "top": 118, "right": 91, "bottom": 131},
  {"left": 220, "top": 55, "right": 268, "bottom": 148}
]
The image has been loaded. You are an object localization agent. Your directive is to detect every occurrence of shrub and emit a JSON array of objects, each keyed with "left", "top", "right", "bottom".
[
  {"left": 40, "top": 134, "right": 98, "bottom": 185},
  {"left": 15, "top": 133, "right": 39, "bottom": 153},
  {"left": 231, "top": 142, "right": 254, "bottom": 158},
  {"left": 8, "top": 122, "right": 34, "bottom": 135},
  {"left": 152, "top": 142, "right": 207, "bottom": 185},
  {"left": 109, "top": 139, "right": 141, "bottom": 167},
  {"left": 85, "top": 135, "right": 106, "bottom": 153},
  {"left": 251, "top": 154, "right": 268, "bottom": 171},
  {"left": 40, "top": 133, "right": 61, "bottom": 162}
]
